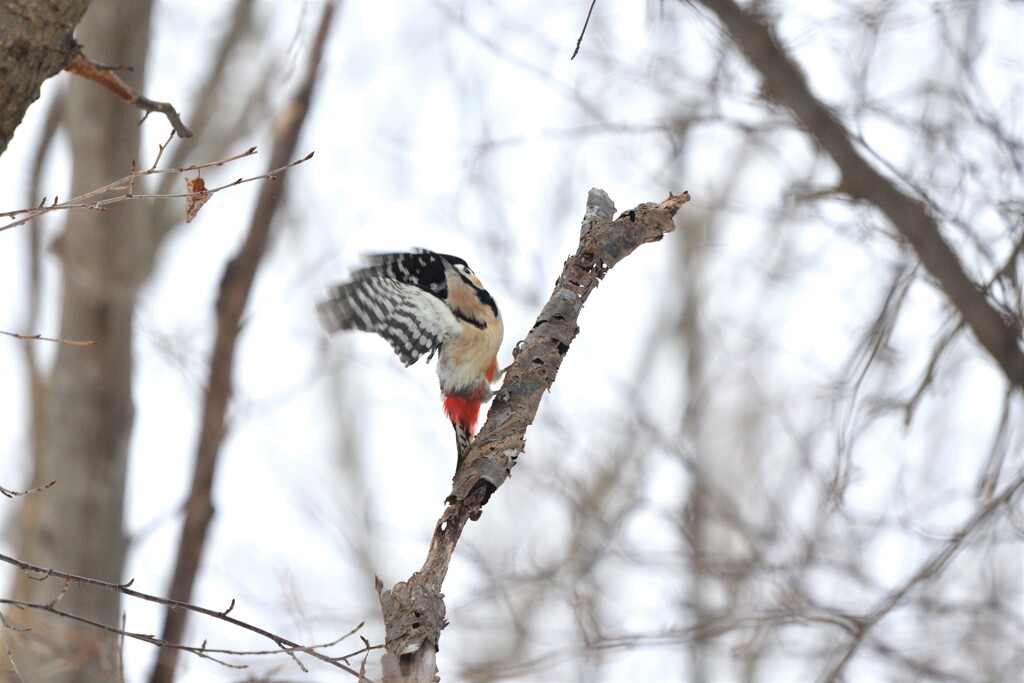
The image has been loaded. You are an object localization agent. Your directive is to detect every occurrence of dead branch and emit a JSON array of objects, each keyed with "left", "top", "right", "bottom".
[
  {"left": 0, "top": 330, "right": 98, "bottom": 347},
  {"left": 570, "top": 0, "right": 598, "bottom": 60},
  {"left": 0, "top": 552, "right": 372, "bottom": 677},
  {"left": 0, "top": 481, "right": 56, "bottom": 499},
  {"left": 148, "top": 4, "right": 338, "bottom": 683},
  {"left": 694, "top": 0, "right": 1024, "bottom": 389},
  {"left": 64, "top": 51, "right": 193, "bottom": 138},
  {"left": 0, "top": 610, "right": 27, "bottom": 683},
  {"left": 0, "top": 145, "right": 313, "bottom": 233},
  {"left": 377, "top": 188, "right": 689, "bottom": 681}
]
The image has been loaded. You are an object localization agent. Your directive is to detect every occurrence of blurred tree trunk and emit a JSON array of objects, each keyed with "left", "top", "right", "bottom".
[{"left": 8, "top": 0, "right": 152, "bottom": 680}]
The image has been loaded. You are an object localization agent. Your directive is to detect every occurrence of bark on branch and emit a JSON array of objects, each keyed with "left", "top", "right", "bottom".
[
  {"left": 694, "top": 0, "right": 1024, "bottom": 389},
  {"left": 378, "top": 188, "right": 690, "bottom": 682},
  {"left": 0, "top": 0, "right": 91, "bottom": 155},
  {"left": 64, "top": 51, "right": 193, "bottom": 137}
]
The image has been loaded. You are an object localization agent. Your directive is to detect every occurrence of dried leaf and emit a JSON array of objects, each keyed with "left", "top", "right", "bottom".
[{"left": 184, "top": 176, "right": 211, "bottom": 223}]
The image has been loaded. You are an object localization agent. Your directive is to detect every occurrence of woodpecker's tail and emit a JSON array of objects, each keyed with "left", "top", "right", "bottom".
[
  {"left": 444, "top": 393, "right": 482, "bottom": 470},
  {"left": 453, "top": 421, "right": 473, "bottom": 470}
]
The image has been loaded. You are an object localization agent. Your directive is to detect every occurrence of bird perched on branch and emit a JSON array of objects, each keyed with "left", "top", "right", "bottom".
[{"left": 317, "top": 249, "right": 503, "bottom": 469}]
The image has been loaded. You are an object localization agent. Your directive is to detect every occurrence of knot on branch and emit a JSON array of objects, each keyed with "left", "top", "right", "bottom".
[{"left": 378, "top": 577, "right": 446, "bottom": 657}]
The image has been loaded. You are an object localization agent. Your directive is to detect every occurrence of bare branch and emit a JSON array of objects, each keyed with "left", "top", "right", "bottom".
[
  {"left": 570, "top": 0, "right": 598, "bottom": 60},
  {"left": 0, "top": 553, "right": 372, "bottom": 677},
  {"left": 149, "top": 4, "right": 338, "bottom": 682},
  {"left": 377, "top": 189, "right": 689, "bottom": 679},
  {"left": 694, "top": 0, "right": 1024, "bottom": 389},
  {"left": 0, "top": 146, "right": 313, "bottom": 233},
  {"left": 0, "top": 480, "right": 57, "bottom": 499},
  {"left": 0, "top": 330, "right": 99, "bottom": 347},
  {"left": 64, "top": 51, "right": 193, "bottom": 137},
  {"left": 0, "top": 610, "right": 27, "bottom": 683},
  {"left": 818, "top": 468, "right": 1024, "bottom": 682}
]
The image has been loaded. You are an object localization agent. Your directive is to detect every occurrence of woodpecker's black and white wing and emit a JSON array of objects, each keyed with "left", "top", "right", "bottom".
[
  {"left": 349, "top": 249, "right": 471, "bottom": 297},
  {"left": 317, "top": 251, "right": 461, "bottom": 366}
]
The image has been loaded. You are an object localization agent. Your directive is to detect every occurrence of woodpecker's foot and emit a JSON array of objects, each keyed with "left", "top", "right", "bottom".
[{"left": 497, "top": 363, "right": 513, "bottom": 380}]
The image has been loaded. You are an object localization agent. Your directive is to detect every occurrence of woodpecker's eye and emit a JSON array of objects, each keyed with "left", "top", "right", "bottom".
[{"left": 458, "top": 265, "right": 475, "bottom": 277}]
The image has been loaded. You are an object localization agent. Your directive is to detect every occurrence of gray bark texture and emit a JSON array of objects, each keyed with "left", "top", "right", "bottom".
[
  {"left": 7, "top": 0, "right": 153, "bottom": 680},
  {"left": 378, "top": 189, "right": 690, "bottom": 682},
  {"left": 0, "top": 0, "right": 91, "bottom": 156}
]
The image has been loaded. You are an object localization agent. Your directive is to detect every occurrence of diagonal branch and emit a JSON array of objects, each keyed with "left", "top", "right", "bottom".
[
  {"left": 693, "top": 0, "right": 1024, "bottom": 389},
  {"left": 0, "top": 553, "right": 371, "bottom": 676},
  {"left": 0, "top": 329, "right": 98, "bottom": 346},
  {"left": 0, "top": 145, "right": 314, "bottom": 233},
  {"left": 686, "top": 0, "right": 1024, "bottom": 677},
  {"left": 378, "top": 189, "right": 689, "bottom": 681},
  {"left": 64, "top": 51, "right": 193, "bottom": 137}
]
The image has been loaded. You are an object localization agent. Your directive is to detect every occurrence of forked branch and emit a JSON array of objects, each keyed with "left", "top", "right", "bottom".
[
  {"left": 0, "top": 552, "right": 373, "bottom": 677},
  {"left": 0, "top": 145, "right": 313, "bottom": 233},
  {"left": 694, "top": 0, "right": 1024, "bottom": 388},
  {"left": 64, "top": 51, "right": 193, "bottom": 138},
  {"left": 378, "top": 188, "right": 690, "bottom": 682}
]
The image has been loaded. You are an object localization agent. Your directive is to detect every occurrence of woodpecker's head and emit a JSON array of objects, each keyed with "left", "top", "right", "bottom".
[
  {"left": 438, "top": 254, "right": 479, "bottom": 285},
  {"left": 439, "top": 254, "right": 499, "bottom": 324}
]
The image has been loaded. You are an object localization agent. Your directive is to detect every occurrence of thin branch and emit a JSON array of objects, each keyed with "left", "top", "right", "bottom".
[
  {"left": 149, "top": 4, "right": 338, "bottom": 682},
  {"left": 64, "top": 51, "right": 193, "bottom": 137},
  {"left": 0, "top": 480, "right": 57, "bottom": 499},
  {"left": 0, "top": 610, "right": 27, "bottom": 683},
  {"left": 0, "top": 597, "right": 244, "bottom": 670},
  {"left": 817, "top": 467, "right": 1024, "bottom": 682},
  {"left": 570, "top": 0, "right": 598, "bottom": 60},
  {"left": 0, "top": 330, "right": 98, "bottom": 347},
  {"left": 0, "top": 147, "right": 313, "bottom": 233},
  {"left": 0, "top": 144, "right": 261, "bottom": 223},
  {"left": 0, "top": 553, "right": 371, "bottom": 677},
  {"left": 378, "top": 189, "right": 689, "bottom": 679},
  {"left": 693, "top": 0, "right": 1024, "bottom": 389}
]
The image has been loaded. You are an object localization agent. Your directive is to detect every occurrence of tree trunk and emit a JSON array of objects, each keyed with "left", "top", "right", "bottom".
[
  {"left": 0, "top": 0, "right": 91, "bottom": 155},
  {"left": 8, "top": 0, "right": 153, "bottom": 680}
]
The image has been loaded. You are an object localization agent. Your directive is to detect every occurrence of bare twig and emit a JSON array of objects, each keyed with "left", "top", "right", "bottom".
[
  {"left": 0, "top": 553, "right": 372, "bottom": 676},
  {"left": 1, "top": 597, "right": 243, "bottom": 670},
  {"left": 694, "top": 0, "right": 1024, "bottom": 389},
  {"left": 64, "top": 51, "right": 193, "bottom": 137},
  {"left": 817, "top": 468, "right": 1024, "bottom": 682},
  {"left": 378, "top": 189, "right": 689, "bottom": 680},
  {"left": 570, "top": 0, "right": 598, "bottom": 60},
  {"left": 0, "top": 330, "right": 98, "bottom": 347},
  {"left": 149, "top": 4, "right": 338, "bottom": 683},
  {"left": 0, "top": 480, "right": 57, "bottom": 499},
  {"left": 0, "top": 610, "right": 27, "bottom": 683},
  {"left": 0, "top": 146, "right": 313, "bottom": 233},
  {"left": 148, "top": 130, "right": 176, "bottom": 172}
]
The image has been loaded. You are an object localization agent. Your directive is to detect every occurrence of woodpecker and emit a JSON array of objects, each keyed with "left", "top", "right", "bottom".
[{"left": 317, "top": 249, "right": 503, "bottom": 468}]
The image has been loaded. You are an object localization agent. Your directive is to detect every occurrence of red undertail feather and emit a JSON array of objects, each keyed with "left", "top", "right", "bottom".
[
  {"left": 445, "top": 357, "right": 498, "bottom": 468},
  {"left": 446, "top": 393, "right": 480, "bottom": 469},
  {"left": 444, "top": 393, "right": 483, "bottom": 435}
]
